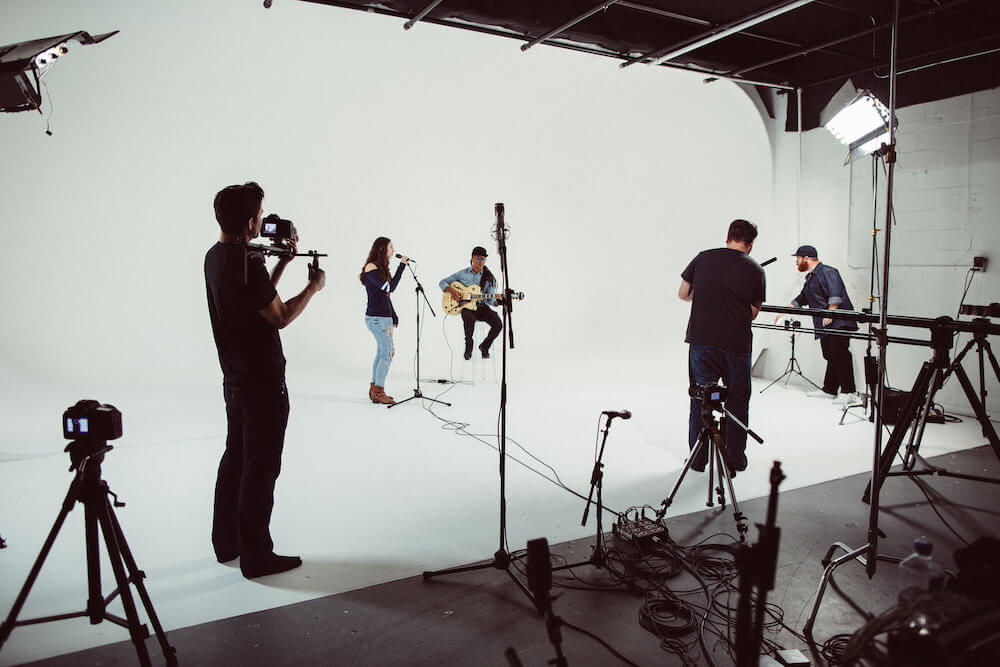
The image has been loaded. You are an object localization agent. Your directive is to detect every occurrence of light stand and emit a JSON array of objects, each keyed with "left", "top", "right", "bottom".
[
  {"left": 0, "top": 442, "right": 177, "bottom": 666},
  {"left": 759, "top": 321, "right": 820, "bottom": 393},
  {"left": 389, "top": 262, "right": 450, "bottom": 410},
  {"left": 803, "top": 0, "right": 907, "bottom": 646},
  {"left": 423, "top": 202, "right": 532, "bottom": 604},
  {"left": 735, "top": 462, "right": 785, "bottom": 667}
]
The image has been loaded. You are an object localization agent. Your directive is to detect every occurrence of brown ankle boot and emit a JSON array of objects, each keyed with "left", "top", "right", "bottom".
[
  {"left": 369, "top": 382, "right": 377, "bottom": 403},
  {"left": 373, "top": 386, "right": 395, "bottom": 405}
]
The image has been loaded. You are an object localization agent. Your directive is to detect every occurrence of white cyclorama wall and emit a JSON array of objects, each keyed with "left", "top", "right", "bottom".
[
  {"left": 762, "top": 87, "right": 1000, "bottom": 417},
  {"left": 0, "top": 0, "right": 778, "bottom": 454}
]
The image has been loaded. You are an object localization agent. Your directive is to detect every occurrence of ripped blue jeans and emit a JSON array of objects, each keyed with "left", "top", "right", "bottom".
[{"left": 365, "top": 316, "right": 395, "bottom": 386}]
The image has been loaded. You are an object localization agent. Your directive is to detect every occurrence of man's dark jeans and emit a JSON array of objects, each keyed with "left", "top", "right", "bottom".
[
  {"left": 820, "top": 335, "right": 856, "bottom": 394},
  {"left": 687, "top": 344, "right": 752, "bottom": 472},
  {"left": 213, "top": 381, "right": 289, "bottom": 565},
  {"left": 461, "top": 303, "right": 503, "bottom": 352}
]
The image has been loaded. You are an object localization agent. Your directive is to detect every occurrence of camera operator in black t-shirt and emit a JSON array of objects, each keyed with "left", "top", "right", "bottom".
[
  {"left": 678, "top": 220, "right": 765, "bottom": 475},
  {"left": 204, "top": 181, "right": 325, "bottom": 579}
]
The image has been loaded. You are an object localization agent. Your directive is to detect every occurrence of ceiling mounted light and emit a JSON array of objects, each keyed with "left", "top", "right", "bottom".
[{"left": 0, "top": 30, "right": 118, "bottom": 113}]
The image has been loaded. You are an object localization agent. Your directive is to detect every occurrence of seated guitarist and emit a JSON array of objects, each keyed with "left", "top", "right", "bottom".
[{"left": 439, "top": 246, "right": 503, "bottom": 360}]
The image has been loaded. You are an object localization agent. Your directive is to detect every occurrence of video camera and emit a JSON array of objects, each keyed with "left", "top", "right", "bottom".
[
  {"left": 261, "top": 213, "right": 296, "bottom": 250},
  {"left": 244, "top": 213, "right": 327, "bottom": 282},
  {"left": 63, "top": 400, "right": 122, "bottom": 441},
  {"left": 689, "top": 382, "right": 727, "bottom": 405},
  {"left": 62, "top": 400, "right": 122, "bottom": 471}
]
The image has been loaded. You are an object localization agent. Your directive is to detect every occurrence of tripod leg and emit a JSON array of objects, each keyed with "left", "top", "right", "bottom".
[
  {"left": 95, "top": 496, "right": 153, "bottom": 667},
  {"left": 660, "top": 431, "right": 708, "bottom": 511},
  {"left": 85, "top": 502, "right": 105, "bottom": 623},
  {"left": 903, "top": 368, "right": 939, "bottom": 470},
  {"left": 105, "top": 500, "right": 178, "bottom": 665},
  {"left": 0, "top": 473, "right": 82, "bottom": 646},
  {"left": 863, "top": 362, "right": 936, "bottom": 503},
  {"left": 953, "top": 364, "right": 1000, "bottom": 460}
]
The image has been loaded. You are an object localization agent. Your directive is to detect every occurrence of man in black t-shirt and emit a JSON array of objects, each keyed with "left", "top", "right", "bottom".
[
  {"left": 205, "top": 181, "right": 325, "bottom": 579},
  {"left": 678, "top": 220, "right": 765, "bottom": 474}
]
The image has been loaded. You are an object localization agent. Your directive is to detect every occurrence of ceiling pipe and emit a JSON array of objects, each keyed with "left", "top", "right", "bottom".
[{"left": 620, "top": 0, "right": 816, "bottom": 69}]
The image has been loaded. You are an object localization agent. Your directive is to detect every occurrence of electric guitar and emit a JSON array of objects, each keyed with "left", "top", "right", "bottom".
[{"left": 442, "top": 281, "right": 525, "bottom": 315}]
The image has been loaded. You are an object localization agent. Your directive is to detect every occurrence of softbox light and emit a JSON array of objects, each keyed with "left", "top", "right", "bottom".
[
  {"left": 0, "top": 30, "right": 118, "bottom": 113},
  {"left": 823, "top": 89, "right": 896, "bottom": 164}
]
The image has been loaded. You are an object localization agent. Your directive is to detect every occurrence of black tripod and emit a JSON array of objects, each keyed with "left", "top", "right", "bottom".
[
  {"left": 943, "top": 317, "right": 999, "bottom": 437},
  {"left": 552, "top": 411, "right": 629, "bottom": 574},
  {"left": 389, "top": 262, "right": 450, "bottom": 410},
  {"left": 658, "top": 385, "right": 763, "bottom": 542},
  {"left": 0, "top": 441, "right": 177, "bottom": 666},
  {"left": 423, "top": 202, "right": 532, "bottom": 603},
  {"left": 760, "top": 322, "right": 820, "bottom": 393},
  {"left": 862, "top": 317, "right": 1000, "bottom": 503}
]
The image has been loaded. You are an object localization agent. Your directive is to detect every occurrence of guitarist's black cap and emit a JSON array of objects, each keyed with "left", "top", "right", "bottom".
[{"left": 471, "top": 246, "right": 488, "bottom": 257}]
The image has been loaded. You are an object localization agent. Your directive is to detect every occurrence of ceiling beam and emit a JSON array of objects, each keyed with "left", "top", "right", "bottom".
[
  {"left": 724, "top": 0, "right": 975, "bottom": 78},
  {"left": 620, "top": 0, "right": 816, "bottom": 69},
  {"left": 521, "top": 1, "right": 619, "bottom": 51},
  {"left": 403, "top": 0, "right": 447, "bottom": 30}
]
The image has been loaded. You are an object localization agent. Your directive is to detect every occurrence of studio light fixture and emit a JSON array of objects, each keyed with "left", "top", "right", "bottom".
[
  {"left": 823, "top": 89, "right": 896, "bottom": 164},
  {"left": 0, "top": 30, "right": 118, "bottom": 113}
]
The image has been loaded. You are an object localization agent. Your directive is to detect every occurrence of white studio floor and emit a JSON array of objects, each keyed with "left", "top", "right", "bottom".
[{"left": 0, "top": 363, "right": 992, "bottom": 665}]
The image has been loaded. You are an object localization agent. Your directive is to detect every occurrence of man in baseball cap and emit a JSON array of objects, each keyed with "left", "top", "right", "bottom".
[{"left": 777, "top": 245, "right": 860, "bottom": 404}]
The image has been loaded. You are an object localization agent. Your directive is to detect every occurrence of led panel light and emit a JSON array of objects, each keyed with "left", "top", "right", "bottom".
[{"left": 823, "top": 90, "right": 895, "bottom": 163}]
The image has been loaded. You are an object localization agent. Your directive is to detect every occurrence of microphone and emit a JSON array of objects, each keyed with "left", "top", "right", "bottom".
[
  {"left": 263, "top": 0, "right": 273, "bottom": 7},
  {"left": 761, "top": 257, "right": 777, "bottom": 267},
  {"left": 394, "top": 253, "right": 416, "bottom": 264},
  {"left": 526, "top": 537, "right": 552, "bottom": 615},
  {"left": 602, "top": 410, "right": 632, "bottom": 420}
]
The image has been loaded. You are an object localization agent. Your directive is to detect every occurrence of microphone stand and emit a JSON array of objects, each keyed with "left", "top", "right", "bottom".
[
  {"left": 423, "top": 202, "right": 532, "bottom": 605},
  {"left": 552, "top": 414, "right": 621, "bottom": 573},
  {"left": 389, "top": 262, "right": 450, "bottom": 410}
]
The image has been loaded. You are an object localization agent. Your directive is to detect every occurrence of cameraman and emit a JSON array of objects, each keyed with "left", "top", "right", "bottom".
[
  {"left": 678, "top": 220, "right": 764, "bottom": 474},
  {"left": 205, "top": 182, "right": 325, "bottom": 579}
]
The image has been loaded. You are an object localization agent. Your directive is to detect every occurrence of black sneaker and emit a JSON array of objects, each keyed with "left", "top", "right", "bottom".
[
  {"left": 463, "top": 341, "right": 473, "bottom": 361},
  {"left": 241, "top": 553, "right": 302, "bottom": 579},
  {"left": 479, "top": 343, "right": 491, "bottom": 359}
]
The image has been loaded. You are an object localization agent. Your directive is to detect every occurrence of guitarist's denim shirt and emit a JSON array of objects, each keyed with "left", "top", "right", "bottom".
[{"left": 439, "top": 267, "right": 499, "bottom": 307}]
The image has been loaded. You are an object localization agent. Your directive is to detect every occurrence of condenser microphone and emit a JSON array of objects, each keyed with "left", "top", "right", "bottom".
[
  {"left": 526, "top": 537, "right": 552, "bottom": 615},
  {"left": 602, "top": 410, "right": 632, "bottom": 420},
  {"left": 394, "top": 253, "right": 416, "bottom": 264},
  {"left": 263, "top": 0, "right": 273, "bottom": 8},
  {"left": 761, "top": 257, "right": 777, "bottom": 267}
]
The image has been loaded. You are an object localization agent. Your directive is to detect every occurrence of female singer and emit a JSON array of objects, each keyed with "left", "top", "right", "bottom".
[{"left": 360, "top": 237, "right": 409, "bottom": 404}]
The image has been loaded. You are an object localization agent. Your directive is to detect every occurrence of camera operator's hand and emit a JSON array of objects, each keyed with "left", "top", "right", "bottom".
[
  {"left": 773, "top": 314, "right": 783, "bottom": 325},
  {"left": 308, "top": 264, "right": 326, "bottom": 292},
  {"left": 822, "top": 317, "right": 833, "bottom": 327}
]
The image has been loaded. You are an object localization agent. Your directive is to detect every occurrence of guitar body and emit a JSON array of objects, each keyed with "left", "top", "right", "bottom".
[{"left": 442, "top": 281, "right": 488, "bottom": 315}]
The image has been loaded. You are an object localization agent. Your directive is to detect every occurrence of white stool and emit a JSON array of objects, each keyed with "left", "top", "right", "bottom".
[{"left": 460, "top": 320, "right": 498, "bottom": 384}]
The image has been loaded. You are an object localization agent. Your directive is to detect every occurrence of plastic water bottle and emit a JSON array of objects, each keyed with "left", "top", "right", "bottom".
[{"left": 898, "top": 536, "right": 945, "bottom": 606}]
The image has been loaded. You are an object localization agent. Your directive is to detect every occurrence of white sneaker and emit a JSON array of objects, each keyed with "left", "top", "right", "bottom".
[
  {"left": 834, "top": 392, "right": 861, "bottom": 405},
  {"left": 806, "top": 390, "right": 836, "bottom": 399}
]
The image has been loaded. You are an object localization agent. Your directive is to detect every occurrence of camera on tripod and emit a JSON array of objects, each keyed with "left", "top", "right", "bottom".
[
  {"left": 689, "top": 382, "right": 727, "bottom": 405},
  {"left": 261, "top": 213, "right": 296, "bottom": 249},
  {"left": 784, "top": 319, "right": 801, "bottom": 330},
  {"left": 63, "top": 400, "right": 122, "bottom": 441}
]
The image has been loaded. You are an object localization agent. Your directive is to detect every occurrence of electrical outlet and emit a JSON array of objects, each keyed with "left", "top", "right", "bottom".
[{"left": 973, "top": 256, "right": 988, "bottom": 272}]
